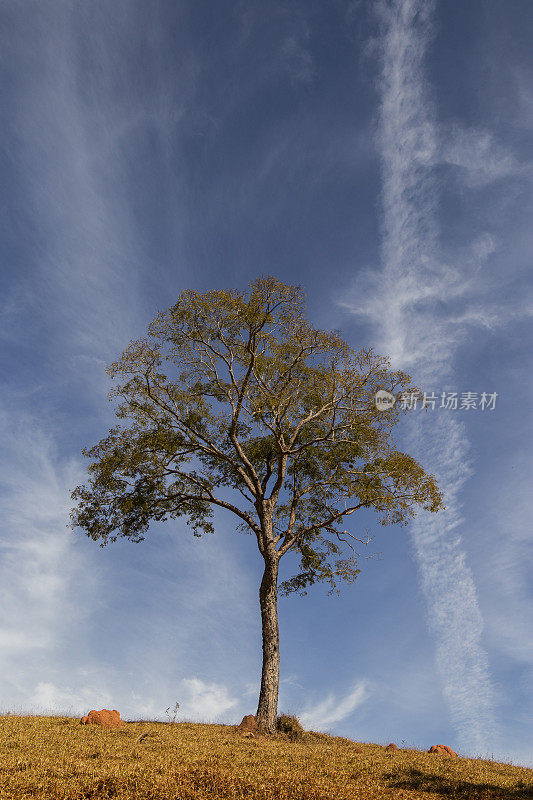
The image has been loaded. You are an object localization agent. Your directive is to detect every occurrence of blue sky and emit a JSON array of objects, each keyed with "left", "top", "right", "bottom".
[{"left": 1, "top": 0, "right": 532, "bottom": 768}]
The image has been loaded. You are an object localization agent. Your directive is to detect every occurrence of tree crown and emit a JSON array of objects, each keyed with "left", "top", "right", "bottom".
[{"left": 69, "top": 275, "right": 444, "bottom": 596}]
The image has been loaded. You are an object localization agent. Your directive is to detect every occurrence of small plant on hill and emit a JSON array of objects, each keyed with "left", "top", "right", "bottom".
[
  {"left": 165, "top": 701, "right": 180, "bottom": 725},
  {"left": 276, "top": 712, "right": 305, "bottom": 742}
]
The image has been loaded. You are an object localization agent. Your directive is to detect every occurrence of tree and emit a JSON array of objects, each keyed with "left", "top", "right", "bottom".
[{"left": 68, "top": 275, "right": 444, "bottom": 735}]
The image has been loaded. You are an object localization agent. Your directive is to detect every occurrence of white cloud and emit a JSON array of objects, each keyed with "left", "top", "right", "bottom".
[
  {"left": 0, "top": 2, "right": 180, "bottom": 399},
  {"left": 479, "top": 459, "right": 533, "bottom": 667},
  {"left": 335, "top": 6, "right": 532, "bottom": 384},
  {"left": 297, "top": 681, "right": 369, "bottom": 731},
  {"left": 0, "top": 408, "right": 103, "bottom": 697},
  {"left": 125, "top": 678, "right": 241, "bottom": 724},
  {"left": 21, "top": 682, "right": 115, "bottom": 721},
  {"left": 0, "top": 8, "right": 253, "bottom": 724},
  {"left": 407, "top": 414, "right": 500, "bottom": 752},
  {"left": 173, "top": 678, "right": 240, "bottom": 723},
  {"left": 0, "top": 403, "right": 260, "bottom": 723},
  {"left": 334, "top": 0, "right": 510, "bottom": 754},
  {"left": 440, "top": 125, "right": 527, "bottom": 187},
  {"left": 10, "top": 675, "right": 241, "bottom": 725}
]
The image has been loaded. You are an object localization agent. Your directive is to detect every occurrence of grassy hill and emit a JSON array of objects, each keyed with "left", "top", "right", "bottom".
[{"left": 0, "top": 710, "right": 531, "bottom": 799}]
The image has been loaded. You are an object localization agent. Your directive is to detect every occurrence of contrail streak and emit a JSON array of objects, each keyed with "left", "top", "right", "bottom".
[{"left": 375, "top": 0, "right": 499, "bottom": 754}]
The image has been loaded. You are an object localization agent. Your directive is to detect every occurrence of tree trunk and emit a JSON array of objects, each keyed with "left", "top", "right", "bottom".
[{"left": 255, "top": 554, "right": 280, "bottom": 735}]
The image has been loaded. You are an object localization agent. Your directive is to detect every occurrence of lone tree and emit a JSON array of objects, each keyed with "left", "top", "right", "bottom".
[{"left": 69, "top": 275, "right": 443, "bottom": 735}]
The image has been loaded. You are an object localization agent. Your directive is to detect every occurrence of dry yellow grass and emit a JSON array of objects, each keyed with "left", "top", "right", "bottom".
[{"left": 0, "top": 708, "right": 531, "bottom": 799}]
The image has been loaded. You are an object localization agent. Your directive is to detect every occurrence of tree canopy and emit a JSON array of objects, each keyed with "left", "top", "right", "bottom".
[{"left": 69, "top": 275, "right": 444, "bottom": 598}]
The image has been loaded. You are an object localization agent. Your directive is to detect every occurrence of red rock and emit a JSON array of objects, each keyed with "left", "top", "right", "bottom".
[
  {"left": 385, "top": 743, "right": 398, "bottom": 751},
  {"left": 236, "top": 714, "right": 260, "bottom": 737},
  {"left": 79, "top": 709, "right": 126, "bottom": 729},
  {"left": 428, "top": 744, "right": 458, "bottom": 757}
]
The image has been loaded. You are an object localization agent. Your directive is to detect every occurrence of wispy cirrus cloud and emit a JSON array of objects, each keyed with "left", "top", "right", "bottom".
[
  {"left": 297, "top": 681, "right": 369, "bottom": 731},
  {"left": 336, "top": 1, "right": 531, "bottom": 383},
  {"left": 0, "top": 409, "right": 97, "bottom": 697},
  {"left": 0, "top": 2, "right": 257, "bottom": 726},
  {"left": 0, "top": 1, "right": 198, "bottom": 391},
  {"left": 0, "top": 2, "right": 159, "bottom": 709},
  {"left": 237, "top": 1, "right": 315, "bottom": 87},
  {"left": 407, "top": 414, "right": 499, "bottom": 753},
  {"left": 334, "top": 0, "right": 512, "bottom": 755},
  {"left": 440, "top": 124, "right": 528, "bottom": 188},
  {"left": 1, "top": 10, "right": 137, "bottom": 362}
]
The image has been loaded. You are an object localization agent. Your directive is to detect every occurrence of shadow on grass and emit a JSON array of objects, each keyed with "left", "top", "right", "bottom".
[{"left": 385, "top": 768, "right": 533, "bottom": 799}]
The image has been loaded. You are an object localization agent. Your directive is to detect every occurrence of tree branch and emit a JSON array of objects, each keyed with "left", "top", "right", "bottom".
[
  {"left": 275, "top": 502, "right": 366, "bottom": 557},
  {"left": 142, "top": 371, "right": 259, "bottom": 498}
]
